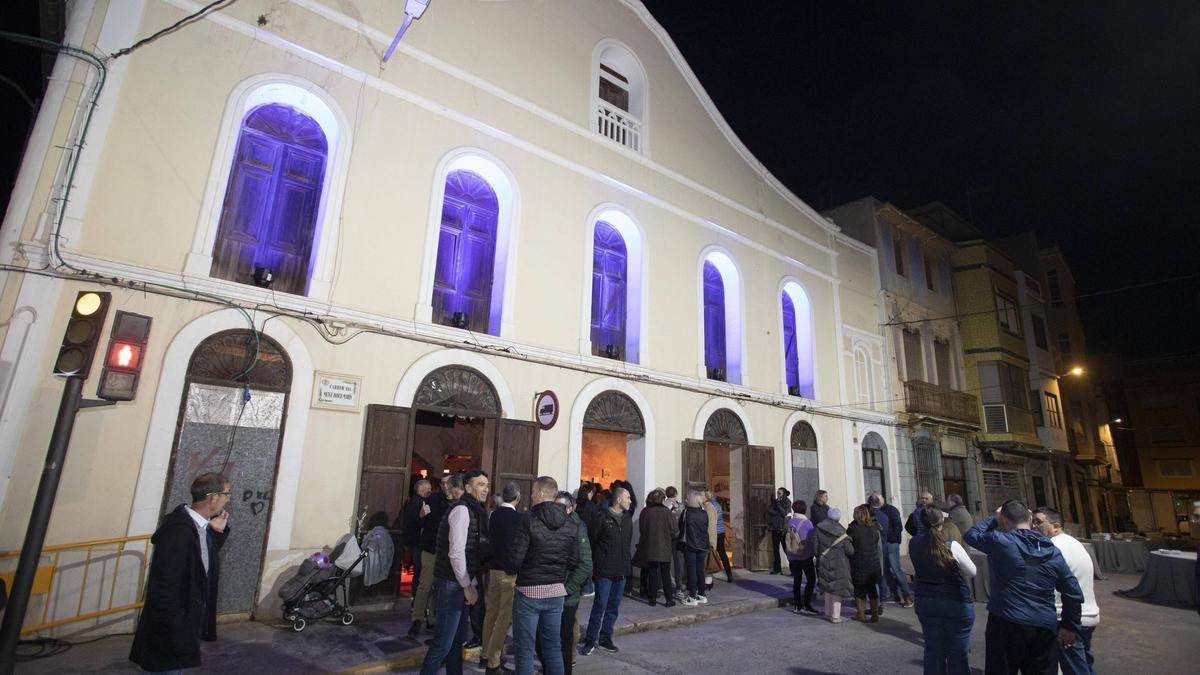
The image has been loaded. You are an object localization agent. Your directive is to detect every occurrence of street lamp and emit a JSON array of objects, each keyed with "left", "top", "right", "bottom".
[{"left": 1056, "top": 367, "right": 1085, "bottom": 379}]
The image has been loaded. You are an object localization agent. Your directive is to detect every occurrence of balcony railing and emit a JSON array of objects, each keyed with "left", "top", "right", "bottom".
[
  {"left": 903, "top": 380, "right": 980, "bottom": 425},
  {"left": 596, "top": 100, "right": 643, "bottom": 153}
]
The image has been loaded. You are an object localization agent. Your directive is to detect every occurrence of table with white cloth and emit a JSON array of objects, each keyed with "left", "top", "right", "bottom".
[
  {"left": 1079, "top": 541, "right": 1105, "bottom": 580},
  {"left": 1090, "top": 538, "right": 1151, "bottom": 574},
  {"left": 1117, "top": 550, "right": 1198, "bottom": 609},
  {"left": 968, "top": 550, "right": 990, "bottom": 603}
]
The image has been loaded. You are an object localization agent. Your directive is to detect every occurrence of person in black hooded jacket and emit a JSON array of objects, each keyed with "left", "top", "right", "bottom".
[
  {"left": 582, "top": 486, "right": 632, "bottom": 656},
  {"left": 508, "top": 476, "right": 579, "bottom": 675}
]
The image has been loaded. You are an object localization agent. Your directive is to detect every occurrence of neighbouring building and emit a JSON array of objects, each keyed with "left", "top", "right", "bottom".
[
  {"left": 0, "top": 1, "right": 895, "bottom": 634},
  {"left": 826, "top": 198, "right": 980, "bottom": 514},
  {"left": 1095, "top": 353, "right": 1200, "bottom": 536}
]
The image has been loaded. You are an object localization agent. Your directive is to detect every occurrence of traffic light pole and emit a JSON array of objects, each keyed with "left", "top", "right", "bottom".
[{"left": 0, "top": 376, "right": 114, "bottom": 673}]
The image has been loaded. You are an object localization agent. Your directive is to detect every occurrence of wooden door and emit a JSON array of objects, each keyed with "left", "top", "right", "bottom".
[
  {"left": 358, "top": 404, "right": 413, "bottom": 595},
  {"left": 493, "top": 419, "right": 539, "bottom": 512},
  {"left": 682, "top": 439, "right": 707, "bottom": 494},
  {"left": 744, "top": 444, "right": 775, "bottom": 571}
]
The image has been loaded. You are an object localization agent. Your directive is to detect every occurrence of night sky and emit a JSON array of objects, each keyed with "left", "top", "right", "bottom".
[
  {"left": 3, "top": 2, "right": 1198, "bottom": 362},
  {"left": 640, "top": 1, "right": 1200, "bottom": 362}
]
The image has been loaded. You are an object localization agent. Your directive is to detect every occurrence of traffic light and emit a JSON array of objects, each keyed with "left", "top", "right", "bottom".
[
  {"left": 97, "top": 311, "right": 152, "bottom": 401},
  {"left": 53, "top": 291, "right": 111, "bottom": 378}
]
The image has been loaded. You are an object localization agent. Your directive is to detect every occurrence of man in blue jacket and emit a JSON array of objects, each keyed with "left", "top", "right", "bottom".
[{"left": 965, "top": 500, "right": 1084, "bottom": 675}]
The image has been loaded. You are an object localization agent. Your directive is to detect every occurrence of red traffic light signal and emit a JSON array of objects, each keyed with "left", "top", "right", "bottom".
[
  {"left": 53, "top": 291, "right": 111, "bottom": 377},
  {"left": 97, "top": 311, "right": 152, "bottom": 401}
]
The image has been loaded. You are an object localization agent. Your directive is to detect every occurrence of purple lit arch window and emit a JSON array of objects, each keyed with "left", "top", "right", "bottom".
[
  {"left": 212, "top": 103, "right": 328, "bottom": 295},
  {"left": 591, "top": 221, "right": 628, "bottom": 359},
  {"left": 703, "top": 261, "right": 727, "bottom": 380},
  {"left": 433, "top": 170, "right": 500, "bottom": 334},
  {"left": 782, "top": 282, "right": 815, "bottom": 398}
]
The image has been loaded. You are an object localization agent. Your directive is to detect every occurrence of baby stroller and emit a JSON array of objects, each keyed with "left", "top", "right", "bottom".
[{"left": 278, "top": 524, "right": 395, "bottom": 632}]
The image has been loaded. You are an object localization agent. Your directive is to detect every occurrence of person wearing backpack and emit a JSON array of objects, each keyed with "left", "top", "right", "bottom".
[
  {"left": 815, "top": 507, "right": 854, "bottom": 623},
  {"left": 785, "top": 500, "right": 817, "bottom": 614}
]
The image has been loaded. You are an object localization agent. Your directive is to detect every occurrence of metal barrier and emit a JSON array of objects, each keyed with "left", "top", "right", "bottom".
[{"left": 0, "top": 534, "right": 151, "bottom": 634}]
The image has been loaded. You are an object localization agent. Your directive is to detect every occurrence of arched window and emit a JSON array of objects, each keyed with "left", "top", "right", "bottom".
[
  {"left": 433, "top": 170, "right": 500, "bottom": 333},
  {"left": 592, "top": 41, "right": 648, "bottom": 154},
  {"left": 703, "top": 261, "right": 726, "bottom": 381},
  {"left": 862, "top": 431, "right": 888, "bottom": 498},
  {"left": 790, "top": 421, "right": 820, "bottom": 504},
  {"left": 211, "top": 104, "right": 327, "bottom": 295},
  {"left": 591, "top": 222, "right": 627, "bottom": 360},
  {"left": 699, "top": 250, "right": 744, "bottom": 384},
  {"left": 780, "top": 281, "right": 815, "bottom": 398},
  {"left": 854, "top": 346, "right": 873, "bottom": 408}
]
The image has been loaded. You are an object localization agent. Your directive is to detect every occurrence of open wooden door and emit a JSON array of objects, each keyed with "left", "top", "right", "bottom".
[
  {"left": 744, "top": 444, "right": 775, "bottom": 571},
  {"left": 494, "top": 419, "right": 539, "bottom": 512},
  {"left": 357, "top": 404, "right": 413, "bottom": 595}
]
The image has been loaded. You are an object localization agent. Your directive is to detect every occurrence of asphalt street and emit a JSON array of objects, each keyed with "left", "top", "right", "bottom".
[{"left": 565, "top": 574, "right": 1197, "bottom": 675}]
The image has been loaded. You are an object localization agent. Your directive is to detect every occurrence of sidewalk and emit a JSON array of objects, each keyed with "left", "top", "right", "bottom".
[{"left": 17, "top": 570, "right": 796, "bottom": 674}]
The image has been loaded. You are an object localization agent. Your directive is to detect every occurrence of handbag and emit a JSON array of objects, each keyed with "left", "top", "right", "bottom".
[{"left": 704, "top": 548, "right": 722, "bottom": 574}]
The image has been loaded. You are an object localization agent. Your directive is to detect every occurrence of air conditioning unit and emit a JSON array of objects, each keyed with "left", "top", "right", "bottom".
[{"left": 983, "top": 404, "right": 1009, "bottom": 433}]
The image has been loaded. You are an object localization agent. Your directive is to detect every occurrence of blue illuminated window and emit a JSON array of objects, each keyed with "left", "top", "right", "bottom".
[
  {"left": 703, "top": 261, "right": 727, "bottom": 380},
  {"left": 433, "top": 170, "right": 500, "bottom": 334},
  {"left": 591, "top": 221, "right": 628, "bottom": 359}
]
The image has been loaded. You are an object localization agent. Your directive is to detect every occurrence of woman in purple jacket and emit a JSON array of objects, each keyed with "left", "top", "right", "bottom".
[{"left": 785, "top": 500, "right": 818, "bottom": 614}]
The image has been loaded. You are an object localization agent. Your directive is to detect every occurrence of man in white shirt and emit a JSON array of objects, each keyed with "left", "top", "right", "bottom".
[{"left": 1033, "top": 508, "right": 1099, "bottom": 675}]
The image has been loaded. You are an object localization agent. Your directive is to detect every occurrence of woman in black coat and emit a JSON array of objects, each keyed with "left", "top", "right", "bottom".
[
  {"left": 846, "top": 503, "right": 883, "bottom": 622},
  {"left": 767, "top": 487, "right": 791, "bottom": 574}
]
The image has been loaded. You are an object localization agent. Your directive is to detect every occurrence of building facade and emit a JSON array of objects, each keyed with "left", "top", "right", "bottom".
[
  {"left": 826, "top": 198, "right": 980, "bottom": 513},
  {"left": 0, "top": 1, "right": 896, "bottom": 630}
]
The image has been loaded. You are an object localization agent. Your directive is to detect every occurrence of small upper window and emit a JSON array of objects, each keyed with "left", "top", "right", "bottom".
[
  {"left": 995, "top": 292, "right": 1021, "bottom": 336},
  {"left": 893, "top": 235, "right": 906, "bottom": 276},
  {"left": 593, "top": 41, "right": 647, "bottom": 154},
  {"left": 924, "top": 258, "right": 936, "bottom": 291}
]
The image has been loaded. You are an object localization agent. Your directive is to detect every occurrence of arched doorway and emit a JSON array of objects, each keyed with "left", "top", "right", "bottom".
[
  {"left": 790, "top": 421, "right": 820, "bottom": 504},
  {"left": 162, "top": 329, "right": 292, "bottom": 616},
  {"left": 580, "top": 391, "right": 645, "bottom": 486},
  {"left": 357, "top": 364, "right": 538, "bottom": 595},
  {"left": 683, "top": 409, "right": 774, "bottom": 570},
  {"left": 862, "top": 431, "right": 888, "bottom": 498}
]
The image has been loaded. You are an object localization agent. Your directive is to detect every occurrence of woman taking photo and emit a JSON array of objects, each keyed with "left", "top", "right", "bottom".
[
  {"left": 846, "top": 503, "right": 883, "bottom": 622},
  {"left": 911, "top": 505, "right": 976, "bottom": 675}
]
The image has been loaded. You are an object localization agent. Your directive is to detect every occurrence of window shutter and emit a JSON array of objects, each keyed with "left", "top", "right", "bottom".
[{"left": 984, "top": 404, "right": 1009, "bottom": 433}]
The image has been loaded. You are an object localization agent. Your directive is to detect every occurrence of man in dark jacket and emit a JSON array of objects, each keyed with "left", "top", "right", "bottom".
[
  {"left": 130, "top": 473, "right": 231, "bottom": 673},
  {"left": 402, "top": 479, "right": 432, "bottom": 593},
  {"left": 869, "top": 492, "right": 912, "bottom": 607},
  {"left": 419, "top": 470, "right": 490, "bottom": 675},
  {"left": 480, "top": 481, "right": 522, "bottom": 675},
  {"left": 966, "top": 500, "right": 1084, "bottom": 675},
  {"left": 509, "top": 476, "right": 579, "bottom": 675},
  {"left": 904, "top": 490, "right": 934, "bottom": 537},
  {"left": 409, "top": 475, "right": 451, "bottom": 638},
  {"left": 581, "top": 486, "right": 632, "bottom": 656},
  {"left": 768, "top": 487, "right": 791, "bottom": 574}
]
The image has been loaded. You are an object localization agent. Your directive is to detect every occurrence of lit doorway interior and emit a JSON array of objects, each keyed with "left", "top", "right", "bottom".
[{"left": 579, "top": 390, "right": 645, "bottom": 491}]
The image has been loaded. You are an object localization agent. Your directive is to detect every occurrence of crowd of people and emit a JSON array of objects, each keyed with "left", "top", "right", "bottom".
[
  {"left": 396, "top": 473, "right": 1108, "bottom": 675},
  {"left": 127, "top": 469, "right": 1112, "bottom": 675}
]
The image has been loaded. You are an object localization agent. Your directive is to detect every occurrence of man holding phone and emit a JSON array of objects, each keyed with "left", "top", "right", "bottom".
[{"left": 130, "top": 472, "right": 231, "bottom": 673}]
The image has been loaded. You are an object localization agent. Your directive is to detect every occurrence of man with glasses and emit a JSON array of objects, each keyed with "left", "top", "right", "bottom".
[
  {"left": 130, "top": 473, "right": 231, "bottom": 674},
  {"left": 1033, "top": 508, "right": 1099, "bottom": 675},
  {"left": 965, "top": 500, "right": 1084, "bottom": 675}
]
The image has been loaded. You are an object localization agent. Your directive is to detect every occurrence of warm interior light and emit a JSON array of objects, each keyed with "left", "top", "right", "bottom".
[{"left": 75, "top": 292, "right": 102, "bottom": 316}]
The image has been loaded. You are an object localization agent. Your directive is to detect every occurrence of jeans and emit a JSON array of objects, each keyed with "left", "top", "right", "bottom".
[
  {"left": 419, "top": 578, "right": 470, "bottom": 675},
  {"left": 582, "top": 577, "right": 594, "bottom": 595},
  {"left": 585, "top": 576, "right": 625, "bottom": 643},
  {"left": 984, "top": 613, "right": 1059, "bottom": 675},
  {"left": 513, "top": 591, "right": 564, "bottom": 675},
  {"left": 684, "top": 548, "right": 706, "bottom": 597},
  {"left": 789, "top": 558, "right": 815, "bottom": 609},
  {"left": 915, "top": 595, "right": 974, "bottom": 675},
  {"left": 1059, "top": 625, "right": 1096, "bottom": 675},
  {"left": 880, "top": 542, "right": 912, "bottom": 601}
]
